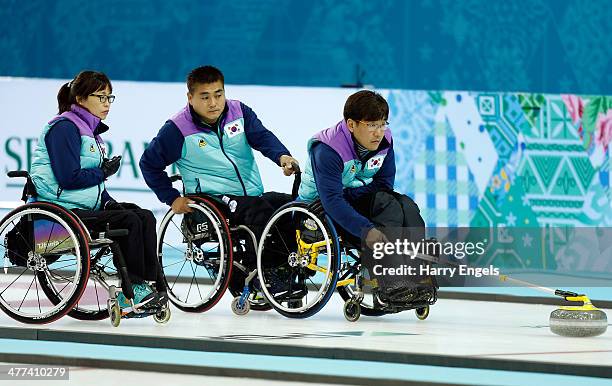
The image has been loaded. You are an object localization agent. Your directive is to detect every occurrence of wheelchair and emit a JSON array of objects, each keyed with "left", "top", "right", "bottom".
[
  {"left": 156, "top": 175, "right": 276, "bottom": 315},
  {"left": 256, "top": 199, "right": 439, "bottom": 321},
  {"left": 0, "top": 171, "right": 170, "bottom": 326}
]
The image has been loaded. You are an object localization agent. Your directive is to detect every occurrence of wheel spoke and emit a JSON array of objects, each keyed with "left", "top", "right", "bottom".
[
  {"left": 43, "top": 221, "right": 57, "bottom": 254},
  {"left": 17, "top": 275, "right": 36, "bottom": 311},
  {"left": 170, "top": 259, "right": 187, "bottom": 290},
  {"left": 163, "top": 242, "right": 184, "bottom": 255},
  {"left": 0, "top": 267, "right": 29, "bottom": 296},
  {"left": 188, "top": 261, "right": 204, "bottom": 301}
]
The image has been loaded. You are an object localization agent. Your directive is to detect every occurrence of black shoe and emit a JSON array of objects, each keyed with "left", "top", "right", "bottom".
[
  {"left": 381, "top": 285, "right": 434, "bottom": 305},
  {"left": 378, "top": 284, "right": 419, "bottom": 304},
  {"left": 140, "top": 288, "right": 168, "bottom": 310}
]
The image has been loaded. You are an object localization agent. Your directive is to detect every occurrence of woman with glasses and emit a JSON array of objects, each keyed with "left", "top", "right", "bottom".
[
  {"left": 297, "top": 90, "right": 433, "bottom": 307},
  {"left": 29, "top": 70, "right": 166, "bottom": 314}
]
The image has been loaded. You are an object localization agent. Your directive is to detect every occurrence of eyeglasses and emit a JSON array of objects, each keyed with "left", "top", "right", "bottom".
[
  {"left": 90, "top": 94, "right": 116, "bottom": 103},
  {"left": 357, "top": 120, "right": 388, "bottom": 132}
]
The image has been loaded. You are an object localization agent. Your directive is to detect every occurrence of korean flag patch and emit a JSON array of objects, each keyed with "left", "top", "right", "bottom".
[
  {"left": 367, "top": 155, "right": 385, "bottom": 170},
  {"left": 224, "top": 118, "right": 244, "bottom": 138}
]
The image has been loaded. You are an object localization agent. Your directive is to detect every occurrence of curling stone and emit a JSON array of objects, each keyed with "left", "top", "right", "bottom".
[{"left": 549, "top": 294, "right": 608, "bottom": 337}]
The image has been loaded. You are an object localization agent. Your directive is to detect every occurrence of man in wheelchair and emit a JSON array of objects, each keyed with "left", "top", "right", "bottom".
[
  {"left": 27, "top": 70, "right": 166, "bottom": 314},
  {"left": 298, "top": 90, "right": 436, "bottom": 309},
  {"left": 140, "top": 65, "right": 299, "bottom": 270}
]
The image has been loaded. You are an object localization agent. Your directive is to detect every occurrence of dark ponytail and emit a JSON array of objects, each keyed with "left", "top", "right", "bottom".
[
  {"left": 57, "top": 82, "right": 73, "bottom": 114},
  {"left": 57, "top": 70, "right": 112, "bottom": 114}
]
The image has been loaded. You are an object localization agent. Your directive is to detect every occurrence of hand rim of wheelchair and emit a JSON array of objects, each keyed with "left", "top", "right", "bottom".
[
  {"left": 256, "top": 203, "right": 340, "bottom": 317},
  {"left": 157, "top": 197, "right": 233, "bottom": 312},
  {"left": 0, "top": 204, "right": 90, "bottom": 324}
]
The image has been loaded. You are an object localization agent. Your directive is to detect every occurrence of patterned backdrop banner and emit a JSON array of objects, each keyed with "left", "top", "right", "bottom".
[
  {"left": 390, "top": 90, "right": 612, "bottom": 228},
  {"left": 390, "top": 90, "right": 612, "bottom": 279}
]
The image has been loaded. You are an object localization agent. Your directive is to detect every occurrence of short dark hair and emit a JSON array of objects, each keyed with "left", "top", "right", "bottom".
[
  {"left": 57, "top": 70, "right": 112, "bottom": 114},
  {"left": 187, "top": 66, "right": 224, "bottom": 93},
  {"left": 343, "top": 90, "right": 389, "bottom": 122}
]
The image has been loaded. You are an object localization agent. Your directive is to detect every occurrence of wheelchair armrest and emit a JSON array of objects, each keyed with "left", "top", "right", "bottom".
[
  {"left": 7, "top": 170, "right": 30, "bottom": 179},
  {"left": 8, "top": 170, "right": 37, "bottom": 202}
]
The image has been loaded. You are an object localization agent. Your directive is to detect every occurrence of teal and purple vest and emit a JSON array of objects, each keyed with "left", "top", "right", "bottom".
[
  {"left": 298, "top": 120, "right": 392, "bottom": 201},
  {"left": 170, "top": 100, "right": 264, "bottom": 196},
  {"left": 30, "top": 105, "right": 106, "bottom": 210}
]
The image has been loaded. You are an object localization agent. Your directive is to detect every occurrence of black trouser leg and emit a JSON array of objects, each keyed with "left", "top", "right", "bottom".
[
  {"left": 389, "top": 191, "right": 426, "bottom": 243},
  {"left": 73, "top": 208, "right": 159, "bottom": 285},
  {"left": 346, "top": 190, "right": 425, "bottom": 243},
  {"left": 343, "top": 191, "right": 427, "bottom": 295},
  {"left": 130, "top": 209, "right": 165, "bottom": 289}
]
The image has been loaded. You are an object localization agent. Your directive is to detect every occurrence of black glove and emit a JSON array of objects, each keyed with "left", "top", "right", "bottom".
[
  {"left": 104, "top": 200, "right": 125, "bottom": 210},
  {"left": 101, "top": 156, "right": 122, "bottom": 179}
]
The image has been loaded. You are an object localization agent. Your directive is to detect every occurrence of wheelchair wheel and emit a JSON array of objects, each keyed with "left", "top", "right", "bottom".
[
  {"left": 343, "top": 299, "right": 361, "bottom": 322},
  {"left": 230, "top": 296, "right": 250, "bottom": 316},
  {"left": 228, "top": 225, "right": 271, "bottom": 312},
  {"left": 257, "top": 202, "right": 339, "bottom": 318},
  {"left": 336, "top": 247, "right": 385, "bottom": 317},
  {"left": 415, "top": 305, "right": 430, "bottom": 320},
  {"left": 0, "top": 203, "right": 90, "bottom": 324},
  {"left": 109, "top": 302, "right": 121, "bottom": 327},
  {"left": 39, "top": 242, "right": 119, "bottom": 321},
  {"left": 157, "top": 196, "right": 233, "bottom": 312},
  {"left": 154, "top": 305, "right": 171, "bottom": 324}
]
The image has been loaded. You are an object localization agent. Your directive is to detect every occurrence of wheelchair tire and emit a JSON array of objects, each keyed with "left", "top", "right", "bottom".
[
  {"left": 257, "top": 202, "right": 340, "bottom": 319},
  {"left": 0, "top": 202, "right": 90, "bottom": 324}
]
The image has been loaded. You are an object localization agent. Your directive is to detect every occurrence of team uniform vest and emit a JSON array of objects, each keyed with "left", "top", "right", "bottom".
[
  {"left": 170, "top": 100, "right": 263, "bottom": 196},
  {"left": 30, "top": 105, "right": 106, "bottom": 210}
]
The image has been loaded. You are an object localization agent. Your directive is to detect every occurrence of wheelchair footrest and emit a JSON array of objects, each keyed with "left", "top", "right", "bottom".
[{"left": 121, "top": 294, "right": 168, "bottom": 318}]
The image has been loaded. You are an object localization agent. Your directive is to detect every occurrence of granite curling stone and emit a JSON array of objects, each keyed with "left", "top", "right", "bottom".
[{"left": 549, "top": 298, "right": 608, "bottom": 337}]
